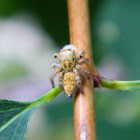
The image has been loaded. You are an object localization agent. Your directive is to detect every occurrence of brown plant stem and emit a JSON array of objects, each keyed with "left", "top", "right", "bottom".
[{"left": 67, "top": 0, "right": 97, "bottom": 139}]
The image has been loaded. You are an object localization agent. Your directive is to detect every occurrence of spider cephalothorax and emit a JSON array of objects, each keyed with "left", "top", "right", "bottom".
[
  {"left": 59, "top": 46, "right": 78, "bottom": 71},
  {"left": 50, "top": 44, "right": 91, "bottom": 99}
]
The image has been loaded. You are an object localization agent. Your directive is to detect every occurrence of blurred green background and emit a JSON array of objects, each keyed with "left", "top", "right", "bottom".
[{"left": 0, "top": 0, "right": 140, "bottom": 140}]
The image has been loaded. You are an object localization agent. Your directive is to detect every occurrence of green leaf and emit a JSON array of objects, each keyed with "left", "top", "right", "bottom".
[{"left": 0, "top": 86, "right": 62, "bottom": 140}]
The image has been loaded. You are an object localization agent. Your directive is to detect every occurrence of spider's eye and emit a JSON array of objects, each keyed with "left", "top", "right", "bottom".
[
  {"left": 79, "top": 55, "right": 82, "bottom": 58},
  {"left": 72, "top": 58, "right": 75, "bottom": 61}
]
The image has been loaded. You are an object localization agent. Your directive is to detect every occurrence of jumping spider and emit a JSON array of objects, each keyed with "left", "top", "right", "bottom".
[{"left": 50, "top": 44, "right": 91, "bottom": 99}]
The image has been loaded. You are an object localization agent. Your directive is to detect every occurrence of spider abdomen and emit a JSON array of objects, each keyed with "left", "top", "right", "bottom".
[{"left": 63, "top": 72, "right": 77, "bottom": 96}]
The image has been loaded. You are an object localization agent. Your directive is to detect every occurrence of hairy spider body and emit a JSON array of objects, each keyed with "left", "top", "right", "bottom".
[
  {"left": 63, "top": 72, "right": 77, "bottom": 98},
  {"left": 50, "top": 44, "right": 90, "bottom": 98},
  {"left": 59, "top": 46, "right": 78, "bottom": 71}
]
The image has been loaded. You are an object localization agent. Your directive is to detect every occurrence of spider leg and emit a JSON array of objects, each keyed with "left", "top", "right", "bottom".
[
  {"left": 78, "top": 58, "right": 89, "bottom": 65},
  {"left": 73, "top": 68, "right": 83, "bottom": 94},
  {"left": 77, "top": 50, "right": 85, "bottom": 60},
  {"left": 50, "top": 68, "right": 62, "bottom": 88},
  {"left": 52, "top": 63, "right": 60, "bottom": 68},
  {"left": 59, "top": 72, "right": 64, "bottom": 89},
  {"left": 53, "top": 53, "right": 59, "bottom": 59},
  {"left": 76, "top": 65, "right": 91, "bottom": 79}
]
